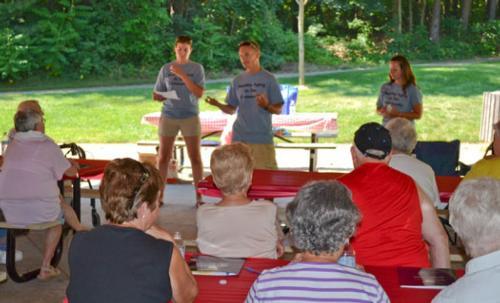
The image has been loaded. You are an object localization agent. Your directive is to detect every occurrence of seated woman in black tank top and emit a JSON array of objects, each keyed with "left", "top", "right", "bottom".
[{"left": 67, "top": 158, "right": 198, "bottom": 303}]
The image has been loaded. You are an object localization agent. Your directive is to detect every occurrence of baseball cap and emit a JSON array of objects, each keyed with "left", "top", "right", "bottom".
[{"left": 354, "top": 122, "right": 392, "bottom": 160}]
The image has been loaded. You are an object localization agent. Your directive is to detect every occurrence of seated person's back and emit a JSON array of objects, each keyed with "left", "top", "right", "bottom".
[
  {"left": 464, "top": 120, "right": 500, "bottom": 180},
  {"left": 196, "top": 143, "right": 281, "bottom": 259},
  {"left": 197, "top": 200, "right": 278, "bottom": 258},
  {"left": 339, "top": 122, "right": 449, "bottom": 268},
  {"left": 67, "top": 158, "right": 198, "bottom": 303},
  {"left": 246, "top": 181, "right": 389, "bottom": 303},
  {"left": 68, "top": 225, "right": 173, "bottom": 303}
]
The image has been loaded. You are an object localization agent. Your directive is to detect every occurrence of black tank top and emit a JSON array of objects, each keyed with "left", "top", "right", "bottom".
[{"left": 67, "top": 225, "right": 173, "bottom": 303}]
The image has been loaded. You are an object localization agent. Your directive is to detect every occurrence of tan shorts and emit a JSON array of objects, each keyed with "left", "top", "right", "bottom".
[
  {"left": 158, "top": 115, "right": 201, "bottom": 137},
  {"left": 247, "top": 143, "right": 277, "bottom": 170}
]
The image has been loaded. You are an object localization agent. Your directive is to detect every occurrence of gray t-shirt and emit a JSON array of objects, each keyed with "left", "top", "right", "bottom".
[
  {"left": 377, "top": 82, "right": 422, "bottom": 124},
  {"left": 154, "top": 61, "right": 205, "bottom": 119},
  {"left": 226, "top": 70, "right": 284, "bottom": 144}
]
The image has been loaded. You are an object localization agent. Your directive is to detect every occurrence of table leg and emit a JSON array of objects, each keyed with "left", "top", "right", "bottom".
[
  {"left": 309, "top": 133, "right": 318, "bottom": 172},
  {"left": 72, "top": 178, "right": 81, "bottom": 220}
]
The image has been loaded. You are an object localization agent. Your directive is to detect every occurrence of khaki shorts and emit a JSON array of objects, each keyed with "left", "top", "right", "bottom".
[
  {"left": 158, "top": 115, "right": 201, "bottom": 137},
  {"left": 247, "top": 143, "right": 277, "bottom": 170}
]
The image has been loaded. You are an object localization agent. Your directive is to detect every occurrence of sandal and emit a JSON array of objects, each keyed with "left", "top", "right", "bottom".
[{"left": 37, "top": 265, "right": 60, "bottom": 281}]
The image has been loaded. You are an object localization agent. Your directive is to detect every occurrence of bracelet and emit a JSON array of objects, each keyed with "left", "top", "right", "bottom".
[{"left": 265, "top": 104, "right": 270, "bottom": 111}]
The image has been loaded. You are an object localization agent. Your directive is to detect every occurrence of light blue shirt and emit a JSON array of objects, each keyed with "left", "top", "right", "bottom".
[
  {"left": 154, "top": 61, "right": 205, "bottom": 119},
  {"left": 226, "top": 70, "right": 284, "bottom": 144},
  {"left": 432, "top": 250, "right": 500, "bottom": 303}
]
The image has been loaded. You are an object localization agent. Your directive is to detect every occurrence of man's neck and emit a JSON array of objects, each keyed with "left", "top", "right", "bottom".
[{"left": 246, "top": 64, "right": 261, "bottom": 74}]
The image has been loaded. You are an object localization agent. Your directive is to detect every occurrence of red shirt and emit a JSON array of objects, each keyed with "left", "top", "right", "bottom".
[{"left": 339, "top": 162, "right": 430, "bottom": 267}]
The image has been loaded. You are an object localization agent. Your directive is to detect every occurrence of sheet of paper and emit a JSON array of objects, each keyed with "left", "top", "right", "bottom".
[{"left": 154, "top": 90, "right": 179, "bottom": 100}]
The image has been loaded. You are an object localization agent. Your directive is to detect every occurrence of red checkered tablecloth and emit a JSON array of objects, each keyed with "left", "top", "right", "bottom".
[{"left": 141, "top": 112, "right": 338, "bottom": 136}]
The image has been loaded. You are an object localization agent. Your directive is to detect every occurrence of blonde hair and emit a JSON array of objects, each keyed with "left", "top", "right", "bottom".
[
  {"left": 100, "top": 158, "right": 163, "bottom": 224},
  {"left": 210, "top": 143, "right": 254, "bottom": 195}
]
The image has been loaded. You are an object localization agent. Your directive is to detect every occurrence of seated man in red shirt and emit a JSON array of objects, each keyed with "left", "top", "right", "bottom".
[{"left": 339, "top": 122, "right": 450, "bottom": 268}]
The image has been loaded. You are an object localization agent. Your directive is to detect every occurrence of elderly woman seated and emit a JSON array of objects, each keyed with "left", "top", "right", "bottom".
[
  {"left": 196, "top": 143, "right": 283, "bottom": 258},
  {"left": 464, "top": 120, "right": 500, "bottom": 180},
  {"left": 385, "top": 117, "right": 442, "bottom": 208},
  {"left": 433, "top": 178, "right": 500, "bottom": 302},
  {"left": 67, "top": 158, "right": 198, "bottom": 303},
  {"left": 0, "top": 107, "right": 86, "bottom": 280},
  {"left": 246, "top": 181, "right": 389, "bottom": 302}
]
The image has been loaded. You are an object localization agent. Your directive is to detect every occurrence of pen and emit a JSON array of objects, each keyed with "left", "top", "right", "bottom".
[{"left": 244, "top": 266, "right": 262, "bottom": 275}]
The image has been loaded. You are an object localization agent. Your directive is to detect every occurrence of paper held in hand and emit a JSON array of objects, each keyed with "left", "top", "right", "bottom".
[{"left": 155, "top": 90, "right": 179, "bottom": 100}]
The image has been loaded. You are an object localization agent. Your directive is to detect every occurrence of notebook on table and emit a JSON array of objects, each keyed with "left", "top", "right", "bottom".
[
  {"left": 189, "top": 255, "right": 245, "bottom": 276},
  {"left": 398, "top": 267, "right": 457, "bottom": 289}
]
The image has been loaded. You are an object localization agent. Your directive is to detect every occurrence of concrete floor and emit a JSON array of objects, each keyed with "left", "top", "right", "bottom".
[{"left": 0, "top": 143, "right": 480, "bottom": 302}]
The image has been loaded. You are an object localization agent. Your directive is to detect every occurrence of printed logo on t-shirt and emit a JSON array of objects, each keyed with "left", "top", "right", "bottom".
[{"left": 237, "top": 82, "right": 267, "bottom": 101}]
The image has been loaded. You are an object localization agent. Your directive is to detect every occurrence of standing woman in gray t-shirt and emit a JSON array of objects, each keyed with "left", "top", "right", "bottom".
[
  {"left": 376, "top": 55, "right": 423, "bottom": 125},
  {"left": 153, "top": 36, "right": 205, "bottom": 205}
]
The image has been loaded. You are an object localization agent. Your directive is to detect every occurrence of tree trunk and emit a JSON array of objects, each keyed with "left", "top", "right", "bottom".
[
  {"left": 430, "top": 0, "right": 441, "bottom": 42},
  {"left": 296, "top": 0, "right": 308, "bottom": 86},
  {"left": 409, "top": 0, "right": 414, "bottom": 32},
  {"left": 396, "top": 0, "right": 402, "bottom": 33},
  {"left": 487, "top": 0, "right": 498, "bottom": 20},
  {"left": 451, "top": 0, "right": 460, "bottom": 17},
  {"left": 461, "top": 0, "right": 472, "bottom": 30},
  {"left": 420, "top": 0, "right": 427, "bottom": 27}
]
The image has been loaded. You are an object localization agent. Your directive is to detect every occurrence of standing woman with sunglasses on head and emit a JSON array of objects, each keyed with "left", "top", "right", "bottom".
[
  {"left": 67, "top": 158, "right": 198, "bottom": 303},
  {"left": 376, "top": 55, "right": 423, "bottom": 125},
  {"left": 153, "top": 36, "right": 205, "bottom": 205}
]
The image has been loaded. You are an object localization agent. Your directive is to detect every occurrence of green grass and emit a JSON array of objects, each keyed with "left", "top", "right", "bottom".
[{"left": 0, "top": 61, "right": 499, "bottom": 143}]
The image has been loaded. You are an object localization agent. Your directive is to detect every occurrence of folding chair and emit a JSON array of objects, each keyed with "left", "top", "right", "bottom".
[
  {"left": 413, "top": 140, "right": 470, "bottom": 176},
  {"left": 59, "top": 143, "right": 101, "bottom": 226}
]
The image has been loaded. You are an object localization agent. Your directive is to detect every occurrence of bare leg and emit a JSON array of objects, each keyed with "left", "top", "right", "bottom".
[
  {"left": 157, "top": 135, "right": 176, "bottom": 183},
  {"left": 41, "top": 224, "right": 62, "bottom": 269},
  {"left": 60, "top": 197, "right": 89, "bottom": 231},
  {"left": 184, "top": 135, "right": 203, "bottom": 205}
]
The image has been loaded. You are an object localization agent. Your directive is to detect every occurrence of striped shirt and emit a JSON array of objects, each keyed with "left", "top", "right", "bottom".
[{"left": 246, "top": 262, "right": 389, "bottom": 303}]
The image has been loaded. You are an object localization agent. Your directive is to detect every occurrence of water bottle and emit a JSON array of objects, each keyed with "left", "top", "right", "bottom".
[
  {"left": 174, "top": 231, "right": 185, "bottom": 258},
  {"left": 1, "top": 132, "right": 9, "bottom": 156},
  {"left": 338, "top": 243, "right": 356, "bottom": 268}
]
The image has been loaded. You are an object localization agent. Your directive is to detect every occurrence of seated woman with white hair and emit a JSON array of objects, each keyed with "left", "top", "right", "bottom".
[
  {"left": 196, "top": 143, "right": 283, "bottom": 258},
  {"left": 432, "top": 178, "right": 500, "bottom": 302},
  {"left": 385, "top": 117, "right": 442, "bottom": 208},
  {"left": 246, "top": 181, "right": 389, "bottom": 302},
  {"left": 0, "top": 108, "right": 87, "bottom": 280}
]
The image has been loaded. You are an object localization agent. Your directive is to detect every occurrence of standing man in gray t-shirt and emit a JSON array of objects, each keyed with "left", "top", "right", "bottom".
[
  {"left": 153, "top": 36, "right": 205, "bottom": 205},
  {"left": 206, "top": 41, "right": 284, "bottom": 169}
]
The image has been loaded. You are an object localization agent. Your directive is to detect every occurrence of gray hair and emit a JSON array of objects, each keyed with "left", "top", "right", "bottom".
[
  {"left": 286, "top": 181, "right": 361, "bottom": 255},
  {"left": 14, "top": 109, "right": 42, "bottom": 132},
  {"left": 450, "top": 178, "right": 500, "bottom": 258},
  {"left": 385, "top": 117, "right": 417, "bottom": 154}
]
